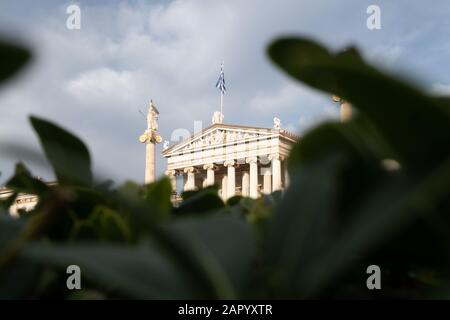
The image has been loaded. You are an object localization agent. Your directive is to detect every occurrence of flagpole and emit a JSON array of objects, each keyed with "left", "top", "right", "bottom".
[
  {"left": 221, "top": 62, "right": 224, "bottom": 122},
  {"left": 216, "top": 62, "right": 225, "bottom": 123},
  {"left": 220, "top": 90, "right": 223, "bottom": 122}
]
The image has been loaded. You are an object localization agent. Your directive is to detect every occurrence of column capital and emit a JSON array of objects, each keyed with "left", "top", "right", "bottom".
[
  {"left": 203, "top": 163, "right": 216, "bottom": 170},
  {"left": 268, "top": 153, "right": 282, "bottom": 161},
  {"left": 165, "top": 169, "right": 176, "bottom": 176},
  {"left": 183, "top": 166, "right": 195, "bottom": 174},
  {"left": 224, "top": 160, "right": 236, "bottom": 167},
  {"left": 245, "top": 156, "right": 258, "bottom": 164}
]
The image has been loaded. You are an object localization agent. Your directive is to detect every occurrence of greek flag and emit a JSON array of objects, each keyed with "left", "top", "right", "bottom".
[{"left": 215, "top": 64, "right": 226, "bottom": 94}]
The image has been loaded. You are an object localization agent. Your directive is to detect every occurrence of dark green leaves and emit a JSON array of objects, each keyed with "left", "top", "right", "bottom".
[
  {"left": 0, "top": 215, "right": 24, "bottom": 252},
  {"left": 20, "top": 213, "right": 256, "bottom": 299},
  {"left": 266, "top": 36, "right": 450, "bottom": 298},
  {"left": 22, "top": 243, "right": 196, "bottom": 299},
  {"left": 141, "top": 178, "right": 172, "bottom": 218},
  {"left": 268, "top": 38, "right": 450, "bottom": 171},
  {"left": 6, "top": 163, "right": 50, "bottom": 196},
  {"left": 175, "top": 186, "right": 224, "bottom": 215},
  {"left": 0, "top": 40, "right": 30, "bottom": 85},
  {"left": 30, "top": 116, "right": 93, "bottom": 187},
  {"left": 169, "top": 214, "right": 257, "bottom": 296}
]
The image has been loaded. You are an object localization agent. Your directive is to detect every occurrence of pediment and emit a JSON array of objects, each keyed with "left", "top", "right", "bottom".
[{"left": 163, "top": 124, "right": 277, "bottom": 156}]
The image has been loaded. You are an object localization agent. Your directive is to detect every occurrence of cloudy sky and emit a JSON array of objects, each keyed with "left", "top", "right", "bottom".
[{"left": 0, "top": 0, "right": 449, "bottom": 185}]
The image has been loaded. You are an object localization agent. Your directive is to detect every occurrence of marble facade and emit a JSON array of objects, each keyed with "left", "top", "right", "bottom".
[{"left": 162, "top": 122, "right": 297, "bottom": 200}]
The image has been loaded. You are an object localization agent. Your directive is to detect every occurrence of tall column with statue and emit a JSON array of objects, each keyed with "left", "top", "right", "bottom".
[{"left": 139, "top": 100, "right": 162, "bottom": 184}]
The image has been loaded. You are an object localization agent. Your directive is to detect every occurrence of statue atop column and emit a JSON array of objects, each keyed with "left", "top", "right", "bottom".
[
  {"left": 147, "top": 100, "right": 159, "bottom": 131},
  {"left": 140, "top": 100, "right": 162, "bottom": 144},
  {"left": 139, "top": 99, "right": 162, "bottom": 184}
]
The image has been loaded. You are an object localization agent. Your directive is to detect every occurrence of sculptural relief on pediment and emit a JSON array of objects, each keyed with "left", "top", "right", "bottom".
[{"left": 181, "top": 129, "right": 264, "bottom": 151}]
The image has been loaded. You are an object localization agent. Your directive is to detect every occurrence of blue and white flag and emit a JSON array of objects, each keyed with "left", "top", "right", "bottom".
[{"left": 215, "top": 64, "right": 226, "bottom": 94}]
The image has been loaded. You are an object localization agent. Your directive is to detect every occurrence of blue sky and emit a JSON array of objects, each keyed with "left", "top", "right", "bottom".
[{"left": 0, "top": 0, "right": 449, "bottom": 185}]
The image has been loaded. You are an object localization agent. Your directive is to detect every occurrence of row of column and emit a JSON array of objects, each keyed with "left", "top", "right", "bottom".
[{"left": 165, "top": 154, "right": 285, "bottom": 200}]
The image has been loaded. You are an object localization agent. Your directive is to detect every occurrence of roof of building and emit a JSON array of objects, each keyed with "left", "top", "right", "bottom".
[{"left": 162, "top": 122, "right": 298, "bottom": 156}]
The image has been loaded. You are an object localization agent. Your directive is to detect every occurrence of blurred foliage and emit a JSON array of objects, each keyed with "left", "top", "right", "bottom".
[
  {"left": 0, "top": 39, "right": 30, "bottom": 86},
  {"left": 0, "top": 36, "right": 449, "bottom": 299}
]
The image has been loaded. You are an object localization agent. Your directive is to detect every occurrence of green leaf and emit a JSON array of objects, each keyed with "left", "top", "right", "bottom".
[
  {"left": 21, "top": 213, "right": 256, "bottom": 299},
  {"left": 270, "top": 123, "right": 450, "bottom": 298},
  {"left": 30, "top": 116, "right": 93, "bottom": 186},
  {"left": 226, "top": 195, "right": 242, "bottom": 206},
  {"left": 0, "top": 258, "right": 42, "bottom": 299},
  {"left": 0, "top": 215, "right": 24, "bottom": 252},
  {"left": 267, "top": 155, "right": 343, "bottom": 297},
  {"left": 111, "top": 181, "right": 166, "bottom": 227},
  {"left": 22, "top": 243, "right": 197, "bottom": 299},
  {"left": 57, "top": 183, "right": 246, "bottom": 298},
  {"left": 6, "top": 163, "right": 50, "bottom": 196},
  {"left": 287, "top": 117, "right": 395, "bottom": 172},
  {"left": 286, "top": 120, "right": 393, "bottom": 218},
  {"left": 57, "top": 186, "right": 108, "bottom": 223},
  {"left": 141, "top": 178, "right": 172, "bottom": 219},
  {"left": 0, "top": 216, "right": 42, "bottom": 299},
  {"left": 71, "top": 205, "right": 131, "bottom": 242},
  {"left": 295, "top": 157, "right": 450, "bottom": 297},
  {"left": 268, "top": 37, "right": 450, "bottom": 170},
  {"left": 176, "top": 186, "right": 224, "bottom": 215},
  {"left": 267, "top": 38, "right": 450, "bottom": 297},
  {"left": 169, "top": 213, "right": 257, "bottom": 297},
  {"left": 0, "top": 40, "right": 31, "bottom": 86}
]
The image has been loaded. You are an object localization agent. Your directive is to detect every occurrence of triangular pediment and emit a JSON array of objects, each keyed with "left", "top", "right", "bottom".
[{"left": 163, "top": 124, "right": 278, "bottom": 156}]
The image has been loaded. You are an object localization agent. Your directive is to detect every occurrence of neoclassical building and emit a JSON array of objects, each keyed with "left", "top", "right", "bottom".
[
  {"left": 161, "top": 115, "right": 298, "bottom": 200},
  {"left": 2, "top": 97, "right": 349, "bottom": 214},
  {"left": 0, "top": 187, "right": 39, "bottom": 217}
]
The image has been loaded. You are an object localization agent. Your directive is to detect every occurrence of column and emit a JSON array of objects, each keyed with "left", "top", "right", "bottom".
[
  {"left": 340, "top": 101, "right": 352, "bottom": 122},
  {"left": 180, "top": 172, "right": 185, "bottom": 192},
  {"left": 246, "top": 157, "right": 258, "bottom": 198},
  {"left": 224, "top": 160, "right": 236, "bottom": 199},
  {"left": 203, "top": 164, "right": 215, "bottom": 187},
  {"left": 262, "top": 167, "right": 272, "bottom": 194},
  {"left": 165, "top": 169, "right": 177, "bottom": 192},
  {"left": 183, "top": 167, "right": 195, "bottom": 191},
  {"left": 242, "top": 171, "right": 250, "bottom": 197},
  {"left": 145, "top": 142, "right": 155, "bottom": 184},
  {"left": 332, "top": 95, "right": 352, "bottom": 122},
  {"left": 269, "top": 154, "right": 282, "bottom": 192},
  {"left": 221, "top": 174, "right": 228, "bottom": 200}
]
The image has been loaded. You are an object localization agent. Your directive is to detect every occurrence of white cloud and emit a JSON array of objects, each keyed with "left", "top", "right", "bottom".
[
  {"left": 365, "top": 45, "right": 403, "bottom": 68},
  {"left": 65, "top": 68, "right": 139, "bottom": 105},
  {"left": 430, "top": 83, "right": 450, "bottom": 95},
  {"left": 249, "top": 84, "right": 302, "bottom": 113},
  {"left": 249, "top": 83, "right": 338, "bottom": 133}
]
